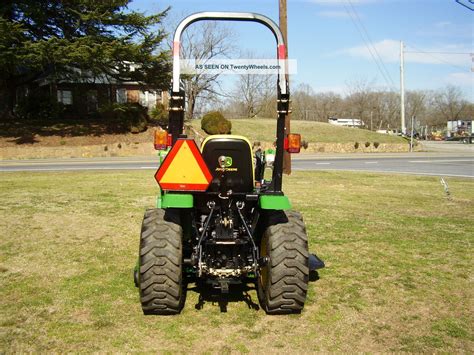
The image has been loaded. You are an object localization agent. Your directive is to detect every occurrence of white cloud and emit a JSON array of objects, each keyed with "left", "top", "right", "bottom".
[
  {"left": 445, "top": 72, "right": 474, "bottom": 87},
  {"left": 340, "top": 39, "right": 472, "bottom": 67},
  {"left": 342, "top": 39, "right": 399, "bottom": 61},
  {"left": 317, "top": 10, "right": 352, "bottom": 18}
]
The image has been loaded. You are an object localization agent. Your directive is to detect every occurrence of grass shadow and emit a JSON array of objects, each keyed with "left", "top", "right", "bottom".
[
  {"left": 187, "top": 280, "right": 260, "bottom": 313},
  {"left": 0, "top": 119, "right": 132, "bottom": 143},
  {"left": 309, "top": 270, "right": 320, "bottom": 282},
  {"left": 10, "top": 133, "right": 39, "bottom": 145}
]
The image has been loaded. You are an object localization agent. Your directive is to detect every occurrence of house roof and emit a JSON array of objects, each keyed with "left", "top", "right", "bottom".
[{"left": 36, "top": 64, "right": 144, "bottom": 86}]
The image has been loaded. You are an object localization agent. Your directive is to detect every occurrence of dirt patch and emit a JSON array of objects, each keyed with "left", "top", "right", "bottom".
[
  {"left": 0, "top": 124, "right": 159, "bottom": 159},
  {"left": 0, "top": 142, "right": 155, "bottom": 159},
  {"left": 0, "top": 125, "right": 155, "bottom": 148}
]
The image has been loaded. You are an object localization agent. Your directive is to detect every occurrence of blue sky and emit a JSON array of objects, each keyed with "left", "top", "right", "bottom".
[{"left": 129, "top": 0, "right": 473, "bottom": 99}]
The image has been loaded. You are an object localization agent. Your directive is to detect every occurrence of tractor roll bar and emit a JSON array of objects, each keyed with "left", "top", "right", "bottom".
[
  {"left": 169, "top": 12, "right": 290, "bottom": 193},
  {"left": 171, "top": 12, "right": 288, "bottom": 95}
]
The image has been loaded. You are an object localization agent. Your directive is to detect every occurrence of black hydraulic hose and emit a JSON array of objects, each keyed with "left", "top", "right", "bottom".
[
  {"left": 235, "top": 203, "right": 259, "bottom": 272},
  {"left": 196, "top": 203, "right": 216, "bottom": 274}
]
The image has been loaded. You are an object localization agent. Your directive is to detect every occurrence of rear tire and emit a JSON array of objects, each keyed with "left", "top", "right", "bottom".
[
  {"left": 258, "top": 210, "right": 309, "bottom": 314},
  {"left": 139, "top": 208, "right": 184, "bottom": 315}
]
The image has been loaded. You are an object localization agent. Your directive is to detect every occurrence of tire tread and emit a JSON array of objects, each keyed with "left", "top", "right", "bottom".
[
  {"left": 139, "top": 208, "right": 183, "bottom": 315},
  {"left": 259, "top": 210, "right": 309, "bottom": 314}
]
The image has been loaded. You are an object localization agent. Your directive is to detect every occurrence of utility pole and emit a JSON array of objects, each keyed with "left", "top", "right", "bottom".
[
  {"left": 279, "top": 0, "right": 291, "bottom": 174},
  {"left": 410, "top": 115, "right": 415, "bottom": 152},
  {"left": 400, "top": 41, "right": 406, "bottom": 135}
]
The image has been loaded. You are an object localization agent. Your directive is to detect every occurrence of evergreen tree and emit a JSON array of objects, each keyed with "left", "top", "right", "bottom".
[{"left": 0, "top": 0, "right": 170, "bottom": 117}]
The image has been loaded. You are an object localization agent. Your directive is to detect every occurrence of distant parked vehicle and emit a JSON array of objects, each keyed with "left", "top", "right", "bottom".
[
  {"left": 447, "top": 120, "right": 473, "bottom": 139},
  {"left": 447, "top": 135, "right": 473, "bottom": 144},
  {"left": 428, "top": 131, "right": 444, "bottom": 141},
  {"left": 462, "top": 136, "right": 473, "bottom": 144},
  {"left": 404, "top": 131, "right": 420, "bottom": 139},
  {"left": 328, "top": 117, "right": 364, "bottom": 128}
]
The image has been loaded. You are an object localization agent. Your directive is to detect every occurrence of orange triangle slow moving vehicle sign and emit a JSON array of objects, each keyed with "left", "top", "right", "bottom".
[{"left": 155, "top": 139, "right": 212, "bottom": 191}]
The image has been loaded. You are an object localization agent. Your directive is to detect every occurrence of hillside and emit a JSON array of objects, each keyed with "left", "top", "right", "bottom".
[
  {"left": 190, "top": 118, "right": 406, "bottom": 144},
  {"left": 0, "top": 118, "right": 409, "bottom": 159}
]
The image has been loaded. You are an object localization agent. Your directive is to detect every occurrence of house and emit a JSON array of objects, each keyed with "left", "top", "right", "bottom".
[{"left": 30, "top": 67, "right": 168, "bottom": 118}]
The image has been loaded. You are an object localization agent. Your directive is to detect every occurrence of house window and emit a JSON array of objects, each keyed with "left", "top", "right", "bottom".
[
  {"left": 116, "top": 88, "right": 127, "bottom": 104},
  {"left": 127, "top": 89, "right": 140, "bottom": 103},
  {"left": 57, "top": 90, "right": 72, "bottom": 105},
  {"left": 87, "top": 90, "right": 98, "bottom": 113}
]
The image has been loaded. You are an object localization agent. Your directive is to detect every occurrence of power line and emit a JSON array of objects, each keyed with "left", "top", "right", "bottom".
[
  {"left": 404, "top": 43, "right": 471, "bottom": 72},
  {"left": 347, "top": 0, "right": 396, "bottom": 88},
  {"left": 342, "top": 3, "right": 392, "bottom": 88},
  {"left": 343, "top": 2, "right": 388, "bottom": 87},
  {"left": 343, "top": 0, "right": 396, "bottom": 90},
  {"left": 405, "top": 51, "right": 472, "bottom": 55},
  {"left": 455, "top": 0, "right": 474, "bottom": 11}
]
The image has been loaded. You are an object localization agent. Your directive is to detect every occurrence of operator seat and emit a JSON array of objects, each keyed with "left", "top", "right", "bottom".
[{"left": 201, "top": 135, "right": 254, "bottom": 193}]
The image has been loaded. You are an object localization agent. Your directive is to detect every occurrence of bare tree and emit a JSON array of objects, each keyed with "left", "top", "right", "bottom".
[
  {"left": 406, "top": 90, "right": 427, "bottom": 121},
  {"left": 224, "top": 75, "right": 473, "bottom": 132},
  {"left": 433, "top": 85, "right": 469, "bottom": 122},
  {"left": 292, "top": 83, "right": 316, "bottom": 120},
  {"left": 227, "top": 50, "right": 277, "bottom": 118},
  {"left": 314, "top": 92, "right": 343, "bottom": 121},
  {"left": 258, "top": 94, "right": 277, "bottom": 118},
  {"left": 464, "top": 102, "right": 474, "bottom": 120},
  {"left": 291, "top": 84, "right": 344, "bottom": 122},
  {"left": 233, "top": 73, "right": 274, "bottom": 117},
  {"left": 179, "top": 21, "right": 235, "bottom": 119},
  {"left": 344, "top": 78, "right": 377, "bottom": 125},
  {"left": 379, "top": 91, "right": 400, "bottom": 129}
]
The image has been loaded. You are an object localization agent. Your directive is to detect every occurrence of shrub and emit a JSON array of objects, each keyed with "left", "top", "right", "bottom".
[
  {"left": 201, "top": 111, "right": 223, "bottom": 131},
  {"left": 216, "top": 118, "right": 232, "bottom": 134},
  {"left": 99, "top": 103, "right": 148, "bottom": 133},
  {"left": 16, "top": 90, "right": 65, "bottom": 120},
  {"left": 374, "top": 142, "right": 380, "bottom": 149},
  {"left": 201, "top": 111, "right": 231, "bottom": 134},
  {"left": 365, "top": 141, "right": 371, "bottom": 148},
  {"left": 149, "top": 103, "right": 168, "bottom": 127},
  {"left": 354, "top": 142, "right": 359, "bottom": 149},
  {"left": 301, "top": 140, "right": 309, "bottom": 149}
]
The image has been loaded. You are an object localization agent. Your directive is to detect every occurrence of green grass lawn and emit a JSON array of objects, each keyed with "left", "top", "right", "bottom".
[
  {"left": 190, "top": 118, "right": 406, "bottom": 144},
  {"left": 1, "top": 171, "right": 473, "bottom": 352}
]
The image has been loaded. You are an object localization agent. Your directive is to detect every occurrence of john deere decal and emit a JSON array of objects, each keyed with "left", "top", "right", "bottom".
[{"left": 216, "top": 155, "right": 237, "bottom": 172}]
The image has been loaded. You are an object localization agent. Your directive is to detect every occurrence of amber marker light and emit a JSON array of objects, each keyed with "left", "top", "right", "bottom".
[{"left": 154, "top": 130, "right": 170, "bottom": 150}]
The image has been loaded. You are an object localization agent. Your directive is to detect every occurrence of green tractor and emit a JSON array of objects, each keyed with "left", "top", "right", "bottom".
[{"left": 134, "top": 12, "right": 323, "bottom": 315}]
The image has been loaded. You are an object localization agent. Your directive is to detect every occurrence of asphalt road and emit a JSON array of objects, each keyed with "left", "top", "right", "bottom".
[
  {"left": 2, "top": 153, "right": 473, "bottom": 178},
  {"left": 293, "top": 154, "right": 473, "bottom": 178}
]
